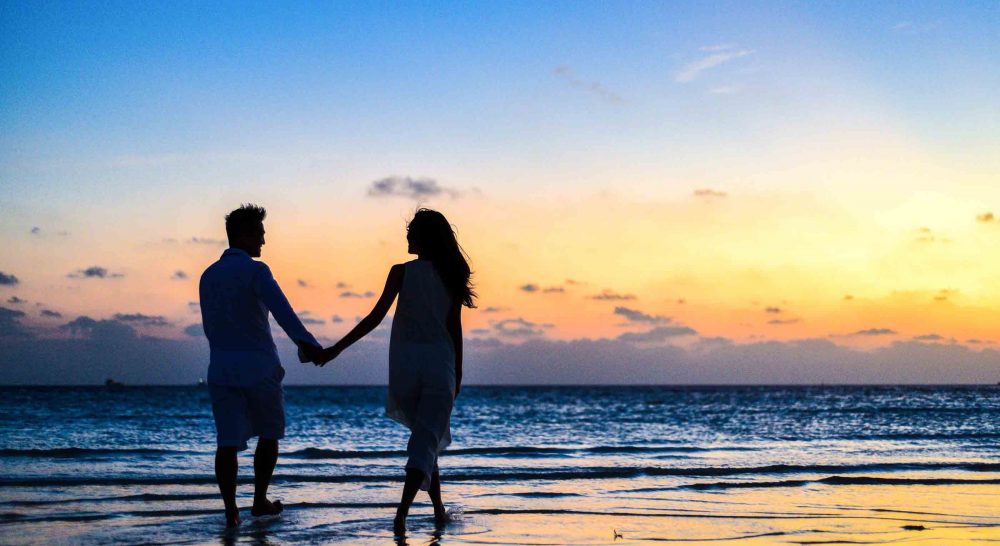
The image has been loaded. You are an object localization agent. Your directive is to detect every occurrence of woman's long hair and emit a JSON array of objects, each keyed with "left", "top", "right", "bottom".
[{"left": 407, "top": 208, "right": 476, "bottom": 308}]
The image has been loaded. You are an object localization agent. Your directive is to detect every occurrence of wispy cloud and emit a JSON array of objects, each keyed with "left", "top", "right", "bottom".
[
  {"left": 617, "top": 325, "right": 697, "bottom": 343},
  {"left": 552, "top": 65, "right": 623, "bottom": 104},
  {"left": 694, "top": 188, "right": 727, "bottom": 198},
  {"left": 7, "top": 296, "right": 26, "bottom": 304},
  {"left": 976, "top": 212, "right": 995, "bottom": 223},
  {"left": 367, "top": 176, "right": 459, "bottom": 201},
  {"left": 297, "top": 311, "right": 325, "bottom": 325},
  {"left": 768, "top": 318, "right": 801, "bottom": 325},
  {"left": 590, "top": 290, "right": 637, "bottom": 301},
  {"left": 614, "top": 306, "right": 671, "bottom": 325},
  {"left": 675, "top": 46, "right": 754, "bottom": 83},
  {"left": 851, "top": 328, "right": 897, "bottom": 336},
  {"left": 493, "top": 318, "right": 549, "bottom": 338},
  {"left": 0, "top": 272, "right": 19, "bottom": 286},
  {"left": 163, "top": 237, "right": 226, "bottom": 246},
  {"left": 68, "top": 266, "right": 123, "bottom": 279},
  {"left": 340, "top": 290, "right": 375, "bottom": 299},
  {"left": 113, "top": 313, "right": 169, "bottom": 327},
  {"left": 29, "top": 227, "right": 69, "bottom": 237},
  {"left": 521, "top": 283, "right": 566, "bottom": 294}
]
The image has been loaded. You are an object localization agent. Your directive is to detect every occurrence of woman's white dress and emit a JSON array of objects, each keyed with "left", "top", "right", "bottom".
[{"left": 386, "top": 259, "right": 456, "bottom": 489}]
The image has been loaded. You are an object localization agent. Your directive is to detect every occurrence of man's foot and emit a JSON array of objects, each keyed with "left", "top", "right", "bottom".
[
  {"left": 393, "top": 513, "right": 407, "bottom": 535},
  {"left": 250, "top": 498, "right": 283, "bottom": 517},
  {"left": 224, "top": 506, "right": 242, "bottom": 528}
]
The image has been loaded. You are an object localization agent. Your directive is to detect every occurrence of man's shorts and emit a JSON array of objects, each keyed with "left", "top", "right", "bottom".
[{"left": 209, "top": 367, "right": 285, "bottom": 451}]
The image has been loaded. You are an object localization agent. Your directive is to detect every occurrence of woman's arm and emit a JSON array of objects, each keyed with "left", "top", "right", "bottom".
[
  {"left": 320, "top": 264, "right": 403, "bottom": 366},
  {"left": 446, "top": 300, "right": 463, "bottom": 397}
]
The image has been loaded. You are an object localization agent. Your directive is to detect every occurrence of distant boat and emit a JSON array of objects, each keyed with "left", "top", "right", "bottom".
[
  {"left": 197, "top": 378, "right": 206, "bottom": 387},
  {"left": 104, "top": 378, "right": 125, "bottom": 391}
]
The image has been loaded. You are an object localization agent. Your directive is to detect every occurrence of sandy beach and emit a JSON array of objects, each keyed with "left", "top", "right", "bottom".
[{"left": 4, "top": 480, "right": 997, "bottom": 544}]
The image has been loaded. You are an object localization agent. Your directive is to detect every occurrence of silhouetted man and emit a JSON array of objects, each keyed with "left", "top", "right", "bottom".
[{"left": 199, "top": 204, "right": 324, "bottom": 528}]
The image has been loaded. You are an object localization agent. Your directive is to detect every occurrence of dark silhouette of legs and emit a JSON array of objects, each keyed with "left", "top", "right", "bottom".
[
  {"left": 428, "top": 470, "right": 446, "bottom": 526},
  {"left": 394, "top": 468, "right": 447, "bottom": 534},
  {"left": 215, "top": 447, "right": 240, "bottom": 528},
  {"left": 394, "top": 468, "right": 424, "bottom": 534},
  {"left": 251, "top": 438, "right": 283, "bottom": 516}
]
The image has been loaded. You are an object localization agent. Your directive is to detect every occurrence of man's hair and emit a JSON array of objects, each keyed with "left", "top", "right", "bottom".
[{"left": 225, "top": 204, "right": 266, "bottom": 241}]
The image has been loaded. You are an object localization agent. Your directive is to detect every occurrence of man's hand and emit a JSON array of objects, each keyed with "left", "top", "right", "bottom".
[{"left": 297, "top": 342, "right": 325, "bottom": 365}]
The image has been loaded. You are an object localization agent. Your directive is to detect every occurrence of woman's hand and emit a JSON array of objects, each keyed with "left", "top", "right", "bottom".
[{"left": 318, "top": 344, "right": 342, "bottom": 367}]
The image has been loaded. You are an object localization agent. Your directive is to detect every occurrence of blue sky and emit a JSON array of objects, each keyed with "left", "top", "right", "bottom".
[{"left": 1, "top": 1, "right": 998, "bottom": 384}]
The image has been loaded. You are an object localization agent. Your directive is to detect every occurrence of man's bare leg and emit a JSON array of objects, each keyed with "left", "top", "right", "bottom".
[
  {"left": 215, "top": 447, "right": 241, "bottom": 528},
  {"left": 251, "top": 438, "right": 283, "bottom": 516}
]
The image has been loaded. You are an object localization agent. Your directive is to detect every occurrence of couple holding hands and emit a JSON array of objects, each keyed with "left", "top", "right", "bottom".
[{"left": 199, "top": 204, "right": 473, "bottom": 532}]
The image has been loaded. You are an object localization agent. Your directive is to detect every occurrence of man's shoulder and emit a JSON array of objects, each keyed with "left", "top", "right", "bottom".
[
  {"left": 200, "top": 256, "right": 269, "bottom": 284},
  {"left": 252, "top": 259, "right": 272, "bottom": 276},
  {"left": 200, "top": 259, "right": 223, "bottom": 282}
]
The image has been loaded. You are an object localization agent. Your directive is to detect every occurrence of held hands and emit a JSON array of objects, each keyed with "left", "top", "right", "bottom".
[
  {"left": 298, "top": 340, "right": 343, "bottom": 367},
  {"left": 317, "top": 345, "right": 342, "bottom": 367},
  {"left": 297, "top": 342, "right": 325, "bottom": 366}
]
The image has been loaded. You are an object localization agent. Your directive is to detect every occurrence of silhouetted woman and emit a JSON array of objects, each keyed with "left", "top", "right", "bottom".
[{"left": 321, "top": 208, "right": 475, "bottom": 534}]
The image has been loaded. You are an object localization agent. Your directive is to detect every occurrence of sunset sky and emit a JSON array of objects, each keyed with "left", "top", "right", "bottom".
[{"left": 2, "top": 1, "right": 998, "bottom": 384}]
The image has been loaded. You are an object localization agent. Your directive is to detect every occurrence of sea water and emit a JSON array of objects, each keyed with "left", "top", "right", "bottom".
[{"left": 0, "top": 385, "right": 997, "bottom": 544}]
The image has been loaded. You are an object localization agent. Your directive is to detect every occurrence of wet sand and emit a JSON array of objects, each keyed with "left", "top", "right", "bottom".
[{"left": 2, "top": 481, "right": 997, "bottom": 544}]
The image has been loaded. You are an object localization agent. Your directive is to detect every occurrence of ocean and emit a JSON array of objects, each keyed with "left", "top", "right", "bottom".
[{"left": 0, "top": 385, "right": 997, "bottom": 545}]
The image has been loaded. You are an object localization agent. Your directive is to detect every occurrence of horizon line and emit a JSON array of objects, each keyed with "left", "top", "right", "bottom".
[{"left": 1, "top": 383, "right": 997, "bottom": 388}]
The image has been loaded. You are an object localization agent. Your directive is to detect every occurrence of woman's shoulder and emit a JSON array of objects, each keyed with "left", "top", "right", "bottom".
[{"left": 401, "top": 259, "right": 434, "bottom": 269}]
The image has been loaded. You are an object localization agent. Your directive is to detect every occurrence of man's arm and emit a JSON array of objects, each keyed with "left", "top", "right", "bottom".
[
  {"left": 254, "top": 264, "right": 323, "bottom": 362},
  {"left": 446, "top": 300, "right": 462, "bottom": 397}
]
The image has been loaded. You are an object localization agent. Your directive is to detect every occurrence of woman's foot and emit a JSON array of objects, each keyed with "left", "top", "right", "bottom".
[
  {"left": 250, "top": 498, "right": 283, "bottom": 517},
  {"left": 433, "top": 504, "right": 448, "bottom": 527},
  {"left": 224, "top": 506, "right": 242, "bottom": 528}
]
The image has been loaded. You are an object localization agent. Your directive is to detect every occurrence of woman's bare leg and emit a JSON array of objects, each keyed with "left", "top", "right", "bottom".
[
  {"left": 394, "top": 468, "right": 424, "bottom": 535},
  {"left": 428, "top": 470, "right": 446, "bottom": 525}
]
